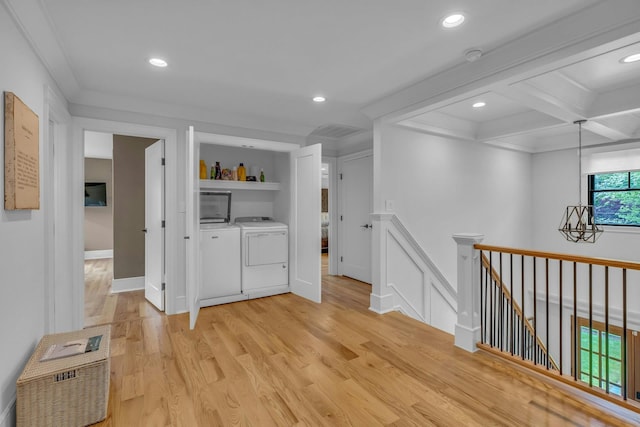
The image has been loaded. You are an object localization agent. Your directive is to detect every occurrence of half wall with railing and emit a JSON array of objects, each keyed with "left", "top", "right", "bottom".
[{"left": 462, "top": 242, "right": 640, "bottom": 411}]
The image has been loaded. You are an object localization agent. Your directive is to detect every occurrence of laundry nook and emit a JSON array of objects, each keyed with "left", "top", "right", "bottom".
[{"left": 186, "top": 128, "right": 322, "bottom": 328}]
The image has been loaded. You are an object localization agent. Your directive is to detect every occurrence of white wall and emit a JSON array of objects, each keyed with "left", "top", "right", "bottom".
[
  {"left": 69, "top": 106, "right": 308, "bottom": 312},
  {"left": 532, "top": 148, "right": 640, "bottom": 262},
  {"left": 199, "top": 144, "right": 289, "bottom": 221},
  {"left": 378, "top": 124, "right": 533, "bottom": 290},
  {"left": 0, "top": 5, "right": 69, "bottom": 426},
  {"left": 84, "top": 130, "right": 112, "bottom": 159},
  {"left": 531, "top": 147, "right": 640, "bottom": 371}
]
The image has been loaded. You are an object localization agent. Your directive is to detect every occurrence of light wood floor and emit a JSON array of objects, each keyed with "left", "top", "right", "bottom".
[{"left": 84, "top": 258, "right": 640, "bottom": 426}]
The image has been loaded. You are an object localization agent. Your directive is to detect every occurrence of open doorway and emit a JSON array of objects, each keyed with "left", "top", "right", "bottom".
[
  {"left": 83, "top": 131, "right": 115, "bottom": 327},
  {"left": 321, "top": 158, "right": 338, "bottom": 276},
  {"left": 322, "top": 162, "right": 329, "bottom": 275},
  {"left": 83, "top": 131, "right": 163, "bottom": 327}
]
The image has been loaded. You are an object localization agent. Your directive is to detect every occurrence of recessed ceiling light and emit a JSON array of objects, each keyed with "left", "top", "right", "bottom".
[
  {"left": 313, "top": 96, "right": 326, "bottom": 103},
  {"left": 442, "top": 13, "right": 465, "bottom": 28},
  {"left": 473, "top": 101, "right": 486, "bottom": 108},
  {"left": 149, "top": 58, "right": 168, "bottom": 68},
  {"left": 621, "top": 53, "right": 640, "bottom": 63}
]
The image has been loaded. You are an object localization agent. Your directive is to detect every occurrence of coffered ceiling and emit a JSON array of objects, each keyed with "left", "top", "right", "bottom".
[
  {"left": 397, "top": 41, "right": 640, "bottom": 152},
  {"left": 5, "top": 0, "right": 640, "bottom": 152}
]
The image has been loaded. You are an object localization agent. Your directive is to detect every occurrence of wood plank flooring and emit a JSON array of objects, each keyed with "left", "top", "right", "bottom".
[{"left": 84, "top": 257, "right": 640, "bottom": 426}]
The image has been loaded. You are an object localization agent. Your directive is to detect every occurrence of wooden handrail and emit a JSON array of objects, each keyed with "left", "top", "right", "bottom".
[
  {"left": 480, "top": 254, "right": 559, "bottom": 371},
  {"left": 475, "top": 244, "right": 640, "bottom": 271}
]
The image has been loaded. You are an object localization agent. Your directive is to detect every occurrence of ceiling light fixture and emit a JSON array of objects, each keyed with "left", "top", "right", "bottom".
[
  {"left": 621, "top": 53, "right": 640, "bottom": 63},
  {"left": 442, "top": 13, "right": 465, "bottom": 28},
  {"left": 149, "top": 58, "right": 168, "bottom": 68},
  {"left": 313, "top": 96, "right": 326, "bottom": 103},
  {"left": 558, "top": 120, "right": 603, "bottom": 243},
  {"left": 472, "top": 101, "right": 486, "bottom": 108}
]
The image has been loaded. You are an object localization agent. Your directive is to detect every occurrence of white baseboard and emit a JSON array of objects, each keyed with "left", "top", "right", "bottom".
[
  {"left": 111, "top": 276, "right": 144, "bottom": 293},
  {"left": 84, "top": 249, "right": 113, "bottom": 260},
  {"left": 174, "top": 296, "right": 187, "bottom": 314},
  {"left": 369, "top": 292, "right": 395, "bottom": 314},
  {"left": 0, "top": 396, "right": 16, "bottom": 427}
]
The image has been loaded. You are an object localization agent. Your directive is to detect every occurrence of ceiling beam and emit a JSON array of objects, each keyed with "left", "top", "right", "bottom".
[
  {"left": 363, "top": 0, "right": 640, "bottom": 124},
  {"left": 582, "top": 120, "right": 632, "bottom": 141},
  {"left": 588, "top": 82, "right": 640, "bottom": 120},
  {"left": 476, "top": 110, "right": 562, "bottom": 141},
  {"left": 398, "top": 111, "right": 476, "bottom": 141},
  {"left": 492, "top": 77, "right": 590, "bottom": 124},
  {"left": 495, "top": 72, "right": 635, "bottom": 142}
]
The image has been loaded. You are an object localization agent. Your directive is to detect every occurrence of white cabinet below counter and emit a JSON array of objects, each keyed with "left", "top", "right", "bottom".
[
  {"left": 199, "top": 225, "right": 244, "bottom": 306},
  {"left": 200, "top": 180, "right": 280, "bottom": 191}
]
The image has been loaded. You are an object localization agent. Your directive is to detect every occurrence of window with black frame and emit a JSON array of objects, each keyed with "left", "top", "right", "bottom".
[{"left": 588, "top": 171, "right": 640, "bottom": 226}]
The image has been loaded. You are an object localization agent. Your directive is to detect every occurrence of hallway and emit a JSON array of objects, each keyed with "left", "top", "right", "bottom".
[{"left": 82, "top": 259, "right": 639, "bottom": 426}]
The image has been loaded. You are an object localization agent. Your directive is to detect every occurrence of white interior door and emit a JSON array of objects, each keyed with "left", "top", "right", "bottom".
[
  {"left": 186, "top": 126, "right": 200, "bottom": 329},
  {"left": 290, "top": 143, "right": 322, "bottom": 303},
  {"left": 144, "top": 140, "right": 165, "bottom": 310},
  {"left": 340, "top": 153, "right": 372, "bottom": 283}
]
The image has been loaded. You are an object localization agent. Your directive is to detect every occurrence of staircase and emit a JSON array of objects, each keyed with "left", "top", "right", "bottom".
[{"left": 480, "top": 253, "right": 559, "bottom": 370}]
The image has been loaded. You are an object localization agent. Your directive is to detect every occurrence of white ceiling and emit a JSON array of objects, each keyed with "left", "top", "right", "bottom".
[
  {"left": 5, "top": 0, "right": 640, "bottom": 153},
  {"left": 399, "top": 39, "right": 640, "bottom": 152}
]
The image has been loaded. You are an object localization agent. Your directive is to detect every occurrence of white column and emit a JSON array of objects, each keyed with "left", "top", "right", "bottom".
[
  {"left": 452, "top": 233, "right": 484, "bottom": 352},
  {"left": 369, "top": 213, "right": 395, "bottom": 313}
]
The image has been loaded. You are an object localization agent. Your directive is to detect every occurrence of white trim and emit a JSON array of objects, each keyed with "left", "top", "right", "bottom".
[
  {"left": 111, "top": 276, "right": 145, "bottom": 293},
  {"left": 0, "top": 395, "right": 16, "bottom": 427},
  {"left": 70, "top": 118, "right": 179, "bottom": 325},
  {"left": 44, "top": 85, "right": 72, "bottom": 334},
  {"left": 84, "top": 250, "right": 113, "bottom": 260},
  {"left": 175, "top": 296, "right": 187, "bottom": 314},
  {"left": 391, "top": 215, "right": 457, "bottom": 310},
  {"left": 369, "top": 292, "right": 395, "bottom": 314},
  {"left": 454, "top": 323, "right": 480, "bottom": 353},
  {"left": 388, "top": 282, "right": 425, "bottom": 322}
]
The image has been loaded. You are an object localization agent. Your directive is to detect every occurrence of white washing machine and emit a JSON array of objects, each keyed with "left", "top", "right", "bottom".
[
  {"left": 199, "top": 223, "right": 242, "bottom": 304},
  {"left": 235, "top": 217, "right": 289, "bottom": 297}
]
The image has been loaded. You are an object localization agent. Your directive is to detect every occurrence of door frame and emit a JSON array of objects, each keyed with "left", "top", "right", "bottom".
[
  {"left": 44, "top": 86, "right": 71, "bottom": 333},
  {"left": 337, "top": 149, "right": 373, "bottom": 278},
  {"left": 322, "top": 156, "right": 338, "bottom": 275},
  {"left": 69, "top": 118, "right": 179, "bottom": 329},
  {"left": 187, "top": 130, "right": 304, "bottom": 328}
]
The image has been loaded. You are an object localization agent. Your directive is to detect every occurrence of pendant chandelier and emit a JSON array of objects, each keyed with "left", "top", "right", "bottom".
[{"left": 558, "top": 120, "right": 603, "bottom": 243}]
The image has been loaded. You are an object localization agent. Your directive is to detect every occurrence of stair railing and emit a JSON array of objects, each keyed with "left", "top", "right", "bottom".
[
  {"left": 480, "top": 253, "right": 559, "bottom": 371},
  {"left": 473, "top": 244, "right": 640, "bottom": 412}
]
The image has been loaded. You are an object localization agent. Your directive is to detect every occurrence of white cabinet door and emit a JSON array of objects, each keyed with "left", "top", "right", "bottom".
[
  {"left": 144, "top": 140, "right": 165, "bottom": 310},
  {"left": 289, "top": 144, "right": 322, "bottom": 303},
  {"left": 186, "top": 126, "right": 200, "bottom": 329}
]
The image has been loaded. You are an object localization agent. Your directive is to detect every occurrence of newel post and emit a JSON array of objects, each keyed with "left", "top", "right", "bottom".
[{"left": 452, "top": 233, "right": 484, "bottom": 352}]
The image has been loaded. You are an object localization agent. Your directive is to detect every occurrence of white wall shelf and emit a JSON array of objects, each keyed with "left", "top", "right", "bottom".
[{"left": 200, "top": 180, "right": 280, "bottom": 191}]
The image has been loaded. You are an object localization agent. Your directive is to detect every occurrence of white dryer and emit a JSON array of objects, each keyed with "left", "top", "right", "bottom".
[{"left": 235, "top": 217, "right": 289, "bottom": 297}]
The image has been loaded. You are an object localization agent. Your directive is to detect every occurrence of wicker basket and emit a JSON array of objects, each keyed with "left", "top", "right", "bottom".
[{"left": 16, "top": 325, "right": 111, "bottom": 427}]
